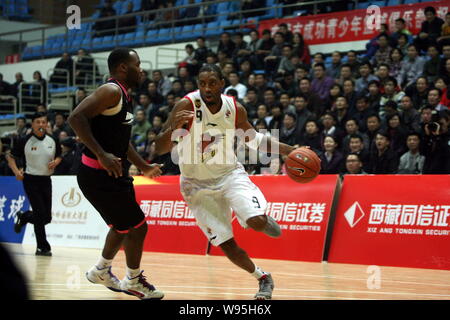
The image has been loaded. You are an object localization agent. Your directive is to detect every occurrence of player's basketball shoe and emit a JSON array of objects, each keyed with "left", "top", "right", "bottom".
[
  {"left": 120, "top": 271, "right": 164, "bottom": 300},
  {"left": 85, "top": 265, "right": 122, "bottom": 292},
  {"left": 254, "top": 273, "right": 274, "bottom": 300},
  {"left": 263, "top": 216, "right": 281, "bottom": 238}
]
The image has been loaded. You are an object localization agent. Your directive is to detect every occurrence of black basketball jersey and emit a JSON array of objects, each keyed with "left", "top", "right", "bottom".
[{"left": 83, "top": 78, "right": 134, "bottom": 160}]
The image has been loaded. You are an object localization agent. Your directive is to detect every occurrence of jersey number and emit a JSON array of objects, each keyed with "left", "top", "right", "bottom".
[{"left": 196, "top": 110, "right": 202, "bottom": 121}]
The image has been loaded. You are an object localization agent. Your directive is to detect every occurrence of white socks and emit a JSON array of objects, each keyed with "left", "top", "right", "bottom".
[
  {"left": 127, "top": 267, "right": 141, "bottom": 279},
  {"left": 95, "top": 256, "right": 113, "bottom": 271},
  {"left": 251, "top": 266, "right": 267, "bottom": 280}
]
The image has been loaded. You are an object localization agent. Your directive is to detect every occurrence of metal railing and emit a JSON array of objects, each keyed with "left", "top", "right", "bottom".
[
  {"left": 0, "top": 0, "right": 349, "bottom": 63},
  {"left": 0, "top": 95, "right": 18, "bottom": 137},
  {"left": 156, "top": 47, "right": 187, "bottom": 70},
  {"left": 18, "top": 81, "right": 44, "bottom": 115}
]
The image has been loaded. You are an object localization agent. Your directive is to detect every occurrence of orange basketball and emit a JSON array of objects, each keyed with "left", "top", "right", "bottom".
[{"left": 285, "top": 147, "right": 321, "bottom": 183}]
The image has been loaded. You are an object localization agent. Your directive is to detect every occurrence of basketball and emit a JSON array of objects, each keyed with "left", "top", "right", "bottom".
[{"left": 285, "top": 147, "right": 321, "bottom": 184}]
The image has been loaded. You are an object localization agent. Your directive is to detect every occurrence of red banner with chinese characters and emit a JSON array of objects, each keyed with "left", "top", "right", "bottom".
[
  {"left": 208, "top": 175, "right": 339, "bottom": 262},
  {"left": 258, "top": 1, "right": 450, "bottom": 45},
  {"left": 134, "top": 176, "right": 208, "bottom": 255},
  {"left": 327, "top": 175, "right": 450, "bottom": 270}
]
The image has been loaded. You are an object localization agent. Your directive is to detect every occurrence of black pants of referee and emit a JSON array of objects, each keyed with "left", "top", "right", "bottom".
[{"left": 22, "top": 174, "right": 52, "bottom": 251}]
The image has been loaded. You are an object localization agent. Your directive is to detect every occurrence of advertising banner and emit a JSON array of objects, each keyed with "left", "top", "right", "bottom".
[
  {"left": 208, "top": 175, "right": 339, "bottom": 262},
  {"left": 0, "top": 177, "right": 30, "bottom": 243},
  {"left": 22, "top": 176, "right": 109, "bottom": 249},
  {"left": 327, "top": 175, "right": 450, "bottom": 270},
  {"left": 134, "top": 176, "right": 208, "bottom": 255},
  {"left": 258, "top": 1, "right": 450, "bottom": 45}
]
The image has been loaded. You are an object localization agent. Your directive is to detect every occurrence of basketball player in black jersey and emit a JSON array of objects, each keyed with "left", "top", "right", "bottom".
[{"left": 68, "top": 48, "right": 164, "bottom": 300}]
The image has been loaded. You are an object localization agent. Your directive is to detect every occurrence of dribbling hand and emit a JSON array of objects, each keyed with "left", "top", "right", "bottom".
[
  {"left": 98, "top": 152, "right": 122, "bottom": 178},
  {"left": 172, "top": 110, "right": 194, "bottom": 130}
]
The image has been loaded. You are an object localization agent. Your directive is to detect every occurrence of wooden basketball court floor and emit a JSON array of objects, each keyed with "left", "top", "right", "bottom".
[{"left": 4, "top": 243, "right": 450, "bottom": 300}]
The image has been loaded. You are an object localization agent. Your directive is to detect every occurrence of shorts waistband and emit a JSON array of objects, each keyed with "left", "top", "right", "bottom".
[{"left": 82, "top": 154, "right": 105, "bottom": 170}]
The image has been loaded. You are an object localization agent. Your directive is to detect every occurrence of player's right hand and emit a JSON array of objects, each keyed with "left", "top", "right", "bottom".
[
  {"left": 98, "top": 152, "right": 122, "bottom": 178},
  {"left": 15, "top": 169, "right": 24, "bottom": 181},
  {"left": 173, "top": 110, "right": 194, "bottom": 130}
]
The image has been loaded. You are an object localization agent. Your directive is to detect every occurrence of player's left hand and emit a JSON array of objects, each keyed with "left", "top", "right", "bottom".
[
  {"left": 48, "top": 159, "right": 61, "bottom": 170},
  {"left": 142, "top": 163, "right": 164, "bottom": 178}
]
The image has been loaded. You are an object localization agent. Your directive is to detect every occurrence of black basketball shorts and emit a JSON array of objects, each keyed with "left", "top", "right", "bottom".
[{"left": 77, "top": 163, "right": 146, "bottom": 233}]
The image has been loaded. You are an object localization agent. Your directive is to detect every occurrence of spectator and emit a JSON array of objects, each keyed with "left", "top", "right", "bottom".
[
  {"left": 162, "top": 1, "right": 179, "bottom": 29},
  {"left": 353, "top": 95, "right": 372, "bottom": 132},
  {"left": 177, "top": 66, "right": 194, "bottom": 85},
  {"left": 147, "top": 81, "right": 164, "bottom": 106},
  {"left": 11, "top": 72, "right": 24, "bottom": 98},
  {"left": 74, "top": 49, "right": 96, "bottom": 86},
  {"left": 435, "top": 77, "right": 450, "bottom": 108},
  {"left": 292, "top": 33, "right": 311, "bottom": 65},
  {"left": 264, "top": 32, "right": 286, "bottom": 77},
  {"left": 217, "top": 32, "right": 236, "bottom": 58},
  {"left": 300, "top": 120, "right": 322, "bottom": 153},
  {"left": 397, "top": 132, "right": 425, "bottom": 174},
  {"left": 399, "top": 95, "right": 421, "bottom": 133},
  {"left": 440, "top": 57, "right": 450, "bottom": 84},
  {"left": 278, "top": 23, "right": 293, "bottom": 43},
  {"left": 179, "top": 0, "right": 200, "bottom": 25},
  {"left": 293, "top": 95, "right": 314, "bottom": 134},
  {"left": 279, "top": 92, "right": 295, "bottom": 114},
  {"left": 311, "top": 63, "right": 335, "bottom": 102},
  {"left": 343, "top": 79, "right": 357, "bottom": 113},
  {"left": 52, "top": 113, "right": 73, "bottom": 139},
  {"left": 346, "top": 134, "right": 370, "bottom": 170},
  {"left": 253, "top": 104, "right": 272, "bottom": 127},
  {"left": 389, "top": 48, "right": 404, "bottom": 79},
  {"left": 355, "top": 62, "right": 378, "bottom": 93},
  {"left": 169, "top": 80, "right": 185, "bottom": 98},
  {"left": 183, "top": 79, "right": 196, "bottom": 94},
  {"left": 398, "top": 44, "right": 426, "bottom": 89},
  {"left": 372, "top": 34, "right": 392, "bottom": 68},
  {"left": 333, "top": 96, "right": 351, "bottom": 131},
  {"left": 366, "top": 114, "right": 382, "bottom": 153},
  {"left": 386, "top": 112, "right": 408, "bottom": 156},
  {"left": 309, "top": 52, "right": 325, "bottom": 78},
  {"left": 414, "top": 6, "right": 445, "bottom": 53},
  {"left": 438, "top": 13, "right": 450, "bottom": 47},
  {"left": 252, "top": 29, "right": 274, "bottom": 69},
  {"left": 31, "top": 71, "right": 47, "bottom": 104},
  {"left": 0, "top": 73, "right": 11, "bottom": 96},
  {"left": 342, "top": 153, "right": 368, "bottom": 175},
  {"left": 404, "top": 76, "right": 429, "bottom": 110},
  {"left": 93, "top": 0, "right": 116, "bottom": 37},
  {"left": 152, "top": 70, "right": 172, "bottom": 97},
  {"left": 192, "top": 37, "right": 210, "bottom": 69},
  {"left": 320, "top": 112, "right": 344, "bottom": 147},
  {"left": 327, "top": 51, "right": 342, "bottom": 79},
  {"left": 346, "top": 50, "right": 361, "bottom": 78},
  {"left": 319, "top": 135, "right": 344, "bottom": 174},
  {"left": 379, "top": 77, "right": 405, "bottom": 120},
  {"left": 422, "top": 109, "right": 450, "bottom": 173},
  {"left": 325, "top": 83, "right": 342, "bottom": 112},
  {"left": 141, "top": 0, "right": 159, "bottom": 20},
  {"left": 254, "top": 73, "right": 269, "bottom": 101},
  {"left": 422, "top": 44, "right": 441, "bottom": 83},
  {"left": 54, "top": 137, "right": 78, "bottom": 175},
  {"left": 263, "top": 87, "right": 278, "bottom": 110},
  {"left": 365, "top": 24, "right": 389, "bottom": 59},
  {"left": 268, "top": 104, "right": 284, "bottom": 130},
  {"left": 151, "top": 3, "right": 166, "bottom": 29},
  {"left": 342, "top": 119, "right": 370, "bottom": 153},
  {"left": 49, "top": 53, "right": 74, "bottom": 86},
  {"left": 275, "top": 72, "right": 297, "bottom": 98},
  {"left": 397, "top": 33, "right": 410, "bottom": 57},
  {"left": 243, "top": 87, "right": 260, "bottom": 119},
  {"left": 368, "top": 131, "right": 399, "bottom": 174},
  {"left": 419, "top": 105, "right": 434, "bottom": 136},
  {"left": 280, "top": 112, "right": 300, "bottom": 146},
  {"left": 427, "top": 87, "right": 447, "bottom": 111},
  {"left": 277, "top": 44, "right": 296, "bottom": 75},
  {"left": 224, "top": 72, "right": 247, "bottom": 100},
  {"left": 375, "top": 63, "right": 390, "bottom": 88},
  {"left": 132, "top": 109, "right": 152, "bottom": 148},
  {"left": 118, "top": 1, "right": 137, "bottom": 34},
  {"left": 336, "top": 64, "right": 354, "bottom": 87},
  {"left": 390, "top": 18, "right": 412, "bottom": 47},
  {"left": 231, "top": 32, "right": 249, "bottom": 67}
]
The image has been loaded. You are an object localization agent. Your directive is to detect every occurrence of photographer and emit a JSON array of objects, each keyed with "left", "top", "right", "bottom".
[{"left": 421, "top": 110, "right": 450, "bottom": 173}]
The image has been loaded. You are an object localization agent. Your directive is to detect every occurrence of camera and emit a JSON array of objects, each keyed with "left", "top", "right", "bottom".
[{"left": 427, "top": 110, "right": 441, "bottom": 134}]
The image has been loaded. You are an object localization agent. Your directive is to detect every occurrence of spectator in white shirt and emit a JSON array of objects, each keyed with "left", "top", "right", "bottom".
[{"left": 224, "top": 71, "right": 247, "bottom": 100}]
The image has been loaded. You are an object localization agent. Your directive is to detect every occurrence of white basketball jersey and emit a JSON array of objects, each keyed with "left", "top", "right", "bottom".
[{"left": 177, "top": 90, "right": 239, "bottom": 180}]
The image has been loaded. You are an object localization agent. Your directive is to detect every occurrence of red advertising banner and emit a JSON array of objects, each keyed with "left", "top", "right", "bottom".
[
  {"left": 5, "top": 54, "right": 20, "bottom": 64},
  {"left": 208, "top": 175, "right": 339, "bottom": 262},
  {"left": 327, "top": 175, "right": 450, "bottom": 270},
  {"left": 134, "top": 176, "right": 208, "bottom": 255},
  {"left": 258, "top": 1, "right": 450, "bottom": 45}
]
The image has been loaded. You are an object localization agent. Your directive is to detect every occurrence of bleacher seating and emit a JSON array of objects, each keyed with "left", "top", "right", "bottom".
[{"left": 1, "top": 0, "right": 31, "bottom": 20}]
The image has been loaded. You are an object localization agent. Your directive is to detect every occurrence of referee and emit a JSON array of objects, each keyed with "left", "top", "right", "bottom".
[{"left": 6, "top": 112, "right": 62, "bottom": 256}]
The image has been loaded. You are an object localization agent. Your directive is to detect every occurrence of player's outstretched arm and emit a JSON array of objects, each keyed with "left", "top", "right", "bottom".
[
  {"left": 68, "top": 84, "right": 123, "bottom": 178},
  {"left": 154, "top": 98, "right": 193, "bottom": 155},
  {"left": 127, "top": 142, "right": 163, "bottom": 178},
  {"left": 235, "top": 102, "right": 295, "bottom": 156}
]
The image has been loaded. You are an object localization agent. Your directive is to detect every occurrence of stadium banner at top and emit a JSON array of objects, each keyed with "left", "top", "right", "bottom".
[
  {"left": 258, "top": 1, "right": 450, "bottom": 45},
  {"left": 328, "top": 175, "right": 450, "bottom": 270}
]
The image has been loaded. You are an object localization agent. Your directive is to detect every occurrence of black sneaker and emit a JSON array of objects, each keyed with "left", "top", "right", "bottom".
[
  {"left": 35, "top": 248, "right": 52, "bottom": 256},
  {"left": 14, "top": 211, "right": 27, "bottom": 233}
]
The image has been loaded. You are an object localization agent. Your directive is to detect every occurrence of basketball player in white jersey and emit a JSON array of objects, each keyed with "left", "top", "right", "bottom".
[{"left": 155, "top": 64, "right": 297, "bottom": 300}]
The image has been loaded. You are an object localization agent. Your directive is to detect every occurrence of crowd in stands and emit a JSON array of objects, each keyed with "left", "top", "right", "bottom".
[{"left": 1, "top": 5, "right": 449, "bottom": 177}]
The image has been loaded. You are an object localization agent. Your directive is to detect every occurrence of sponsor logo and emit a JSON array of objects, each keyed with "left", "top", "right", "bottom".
[
  {"left": 287, "top": 166, "right": 305, "bottom": 175},
  {"left": 344, "top": 201, "right": 365, "bottom": 228},
  {"left": 225, "top": 110, "right": 231, "bottom": 118},
  {"left": 122, "top": 112, "right": 134, "bottom": 125},
  {"left": 206, "top": 122, "right": 217, "bottom": 127},
  {"left": 61, "top": 188, "right": 82, "bottom": 207},
  {"left": 195, "top": 99, "right": 201, "bottom": 108}
]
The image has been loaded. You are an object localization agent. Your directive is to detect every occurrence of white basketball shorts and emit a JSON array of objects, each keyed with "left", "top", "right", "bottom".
[{"left": 180, "top": 165, "right": 267, "bottom": 246}]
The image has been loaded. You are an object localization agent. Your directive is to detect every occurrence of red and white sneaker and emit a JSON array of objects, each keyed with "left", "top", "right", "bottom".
[{"left": 120, "top": 271, "right": 164, "bottom": 300}]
